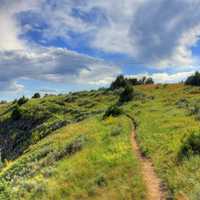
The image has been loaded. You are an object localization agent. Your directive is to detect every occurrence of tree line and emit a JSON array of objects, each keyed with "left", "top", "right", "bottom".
[
  {"left": 110, "top": 75, "right": 154, "bottom": 90},
  {"left": 185, "top": 71, "right": 200, "bottom": 86}
]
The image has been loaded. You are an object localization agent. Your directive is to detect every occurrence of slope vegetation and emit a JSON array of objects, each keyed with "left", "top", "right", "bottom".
[
  {"left": 124, "top": 84, "right": 200, "bottom": 199},
  {"left": 1, "top": 84, "right": 200, "bottom": 199},
  {"left": 0, "top": 89, "right": 146, "bottom": 200}
]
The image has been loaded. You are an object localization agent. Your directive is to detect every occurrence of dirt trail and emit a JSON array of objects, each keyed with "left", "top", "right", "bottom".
[{"left": 131, "top": 129, "right": 165, "bottom": 200}]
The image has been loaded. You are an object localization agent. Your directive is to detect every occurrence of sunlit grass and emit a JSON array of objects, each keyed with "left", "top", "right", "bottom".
[
  {"left": 124, "top": 84, "right": 200, "bottom": 199},
  {"left": 0, "top": 116, "right": 145, "bottom": 199}
]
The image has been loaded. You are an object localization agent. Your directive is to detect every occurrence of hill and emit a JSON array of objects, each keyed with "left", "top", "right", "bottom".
[{"left": 0, "top": 84, "right": 200, "bottom": 199}]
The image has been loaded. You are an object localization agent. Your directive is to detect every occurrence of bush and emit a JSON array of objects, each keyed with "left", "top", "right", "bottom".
[
  {"left": 179, "top": 133, "right": 200, "bottom": 159},
  {"left": 188, "top": 104, "right": 200, "bottom": 120},
  {"left": 17, "top": 96, "right": 28, "bottom": 106},
  {"left": 185, "top": 71, "right": 200, "bottom": 86},
  {"left": 103, "top": 105, "right": 122, "bottom": 119},
  {"left": 111, "top": 75, "right": 154, "bottom": 89},
  {"left": 11, "top": 105, "right": 22, "bottom": 120},
  {"left": 128, "top": 78, "right": 138, "bottom": 85},
  {"left": 119, "top": 84, "right": 134, "bottom": 103},
  {"left": 110, "top": 75, "right": 127, "bottom": 90},
  {"left": 110, "top": 126, "right": 122, "bottom": 136},
  {"left": 145, "top": 77, "right": 154, "bottom": 84},
  {"left": 176, "top": 98, "right": 188, "bottom": 108},
  {"left": 32, "top": 93, "right": 41, "bottom": 99}
]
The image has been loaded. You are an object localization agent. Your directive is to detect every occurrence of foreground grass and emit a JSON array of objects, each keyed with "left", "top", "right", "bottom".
[
  {"left": 124, "top": 84, "right": 200, "bottom": 199},
  {"left": 0, "top": 116, "right": 145, "bottom": 200}
]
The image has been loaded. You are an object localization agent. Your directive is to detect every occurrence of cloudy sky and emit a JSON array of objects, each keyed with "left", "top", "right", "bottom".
[{"left": 1, "top": 0, "right": 200, "bottom": 100}]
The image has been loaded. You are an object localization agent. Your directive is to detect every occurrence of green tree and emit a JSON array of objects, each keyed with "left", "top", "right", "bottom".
[
  {"left": 110, "top": 75, "right": 127, "bottom": 90},
  {"left": 145, "top": 77, "right": 154, "bottom": 84},
  {"left": 32, "top": 93, "right": 41, "bottom": 98},
  {"left": 185, "top": 71, "right": 200, "bottom": 86},
  {"left": 119, "top": 84, "right": 134, "bottom": 103},
  {"left": 17, "top": 96, "right": 28, "bottom": 106}
]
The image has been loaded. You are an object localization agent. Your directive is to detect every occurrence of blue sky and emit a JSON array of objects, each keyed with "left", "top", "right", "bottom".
[{"left": 1, "top": 0, "right": 200, "bottom": 100}]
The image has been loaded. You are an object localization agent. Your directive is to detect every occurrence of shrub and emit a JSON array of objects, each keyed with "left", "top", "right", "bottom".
[
  {"left": 103, "top": 105, "right": 122, "bottom": 119},
  {"left": 11, "top": 105, "right": 22, "bottom": 120},
  {"left": 111, "top": 75, "right": 154, "bottom": 89},
  {"left": 128, "top": 76, "right": 154, "bottom": 85},
  {"left": 110, "top": 126, "right": 122, "bottom": 136},
  {"left": 110, "top": 75, "right": 127, "bottom": 90},
  {"left": 176, "top": 98, "right": 188, "bottom": 108},
  {"left": 188, "top": 104, "right": 200, "bottom": 120},
  {"left": 53, "top": 135, "right": 86, "bottom": 161},
  {"left": 17, "top": 96, "right": 28, "bottom": 106},
  {"left": 185, "top": 71, "right": 200, "bottom": 86},
  {"left": 119, "top": 84, "right": 134, "bottom": 103},
  {"left": 179, "top": 133, "right": 200, "bottom": 159},
  {"left": 32, "top": 93, "right": 41, "bottom": 99},
  {"left": 127, "top": 78, "right": 138, "bottom": 85},
  {"left": 145, "top": 77, "right": 154, "bottom": 84}
]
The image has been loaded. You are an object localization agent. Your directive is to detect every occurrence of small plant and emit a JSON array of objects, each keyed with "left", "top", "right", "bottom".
[
  {"left": 188, "top": 104, "right": 200, "bottom": 120},
  {"left": 103, "top": 105, "right": 122, "bottom": 119},
  {"left": 178, "top": 133, "right": 200, "bottom": 160},
  {"left": 176, "top": 98, "right": 188, "bottom": 108}
]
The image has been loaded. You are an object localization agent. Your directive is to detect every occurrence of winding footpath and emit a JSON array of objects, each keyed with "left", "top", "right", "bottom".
[{"left": 131, "top": 129, "right": 165, "bottom": 200}]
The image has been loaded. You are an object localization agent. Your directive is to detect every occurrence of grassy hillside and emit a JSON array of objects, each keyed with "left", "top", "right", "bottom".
[
  {"left": 0, "top": 87, "right": 146, "bottom": 200},
  {"left": 1, "top": 83, "right": 200, "bottom": 199},
  {"left": 0, "top": 89, "right": 117, "bottom": 160},
  {"left": 0, "top": 116, "right": 145, "bottom": 200},
  {"left": 123, "top": 84, "right": 200, "bottom": 199}
]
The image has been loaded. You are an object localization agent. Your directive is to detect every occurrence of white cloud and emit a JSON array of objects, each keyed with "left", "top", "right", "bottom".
[
  {"left": 0, "top": 4, "right": 24, "bottom": 50},
  {"left": 129, "top": 0, "right": 200, "bottom": 67},
  {"left": 79, "top": 0, "right": 200, "bottom": 67},
  {"left": 0, "top": 0, "right": 121, "bottom": 91},
  {"left": 0, "top": 47, "right": 121, "bottom": 91},
  {"left": 128, "top": 71, "right": 195, "bottom": 83},
  {"left": 40, "top": 0, "right": 200, "bottom": 67},
  {"left": 151, "top": 71, "right": 195, "bottom": 83},
  {"left": 3, "top": 0, "right": 200, "bottom": 68},
  {"left": 0, "top": 80, "right": 24, "bottom": 92},
  {"left": 39, "top": 0, "right": 200, "bottom": 68},
  {"left": 0, "top": 0, "right": 40, "bottom": 50},
  {"left": 1, "top": 0, "right": 200, "bottom": 93}
]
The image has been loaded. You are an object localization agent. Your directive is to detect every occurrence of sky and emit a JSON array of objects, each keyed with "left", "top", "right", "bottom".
[{"left": 1, "top": 0, "right": 200, "bottom": 100}]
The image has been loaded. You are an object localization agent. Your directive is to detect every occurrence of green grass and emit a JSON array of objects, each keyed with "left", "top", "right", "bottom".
[
  {"left": 0, "top": 89, "right": 118, "bottom": 160},
  {"left": 2, "top": 83, "right": 200, "bottom": 199},
  {"left": 123, "top": 84, "right": 200, "bottom": 199},
  {"left": 0, "top": 116, "right": 145, "bottom": 200}
]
